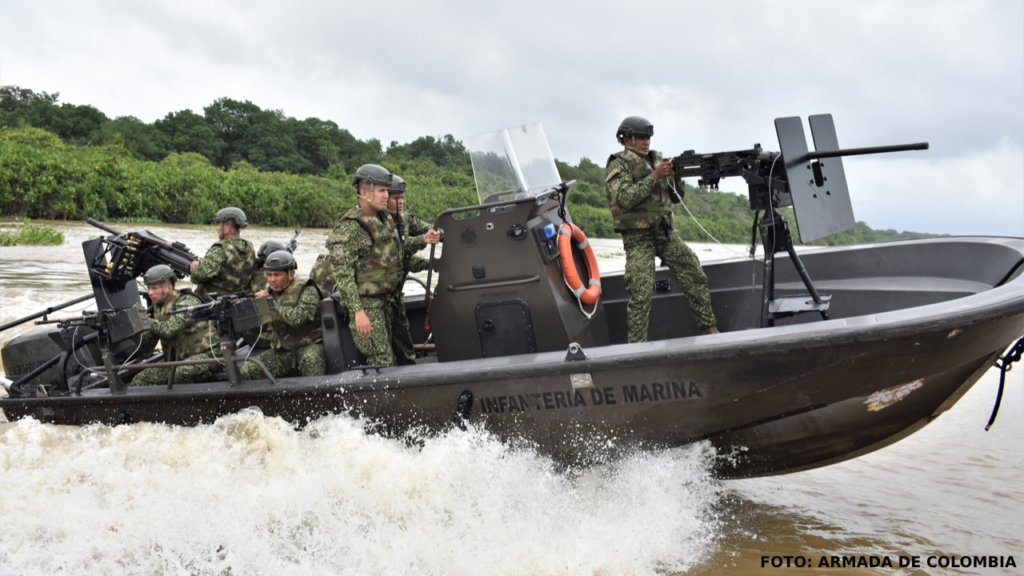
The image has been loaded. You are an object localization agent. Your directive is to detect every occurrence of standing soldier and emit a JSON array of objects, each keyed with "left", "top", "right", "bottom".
[
  {"left": 326, "top": 164, "right": 404, "bottom": 366},
  {"left": 132, "top": 265, "right": 220, "bottom": 386},
  {"left": 605, "top": 116, "right": 719, "bottom": 343},
  {"left": 240, "top": 251, "right": 325, "bottom": 379},
  {"left": 190, "top": 206, "right": 256, "bottom": 298},
  {"left": 386, "top": 174, "right": 441, "bottom": 365}
]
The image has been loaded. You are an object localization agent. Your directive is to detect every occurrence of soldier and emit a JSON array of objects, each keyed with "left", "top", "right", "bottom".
[
  {"left": 251, "top": 240, "right": 287, "bottom": 292},
  {"left": 386, "top": 174, "right": 441, "bottom": 365},
  {"left": 132, "top": 265, "right": 220, "bottom": 386},
  {"left": 308, "top": 249, "right": 335, "bottom": 297},
  {"left": 243, "top": 239, "right": 287, "bottom": 349},
  {"left": 190, "top": 206, "right": 256, "bottom": 298},
  {"left": 240, "top": 251, "right": 325, "bottom": 379},
  {"left": 605, "top": 116, "right": 719, "bottom": 343},
  {"left": 325, "top": 164, "right": 404, "bottom": 366}
]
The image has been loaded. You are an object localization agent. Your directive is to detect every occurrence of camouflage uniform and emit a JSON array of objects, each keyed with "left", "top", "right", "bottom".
[
  {"left": 606, "top": 148, "right": 716, "bottom": 342},
  {"left": 241, "top": 277, "right": 325, "bottom": 379},
  {"left": 191, "top": 237, "right": 256, "bottom": 298},
  {"left": 326, "top": 203, "right": 404, "bottom": 366},
  {"left": 132, "top": 289, "right": 219, "bottom": 386},
  {"left": 309, "top": 251, "right": 336, "bottom": 296},
  {"left": 388, "top": 212, "right": 434, "bottom": 365}
]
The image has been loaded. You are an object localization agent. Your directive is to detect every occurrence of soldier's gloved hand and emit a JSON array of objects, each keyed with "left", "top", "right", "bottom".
[
  {"left": 354, "top": 310, "right": 372, "bottom": 337},
  {"left": 652, "top": 160, "right": 674, "bottom": 180}
]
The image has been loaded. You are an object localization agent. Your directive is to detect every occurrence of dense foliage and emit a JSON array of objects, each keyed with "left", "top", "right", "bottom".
[{"left": 0, "top": 85, "right": 935, "bottom": 243}]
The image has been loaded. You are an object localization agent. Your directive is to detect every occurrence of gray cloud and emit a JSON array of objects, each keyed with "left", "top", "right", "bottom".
[{"left": 1, "top": 0, "right": 1021, "bottom": 235}]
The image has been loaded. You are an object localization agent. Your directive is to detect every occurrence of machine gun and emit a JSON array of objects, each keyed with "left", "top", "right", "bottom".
[
  {"left": 670, "top": 146, "right": 788, "bottom": 212},
  {"left": 18, "top": 306, "right": 151, "bottom": 396},
  {"left": 167, "top": 292, "right": 272, "bottom": 386},
  {"left": 669, "top": 114, "right": 928, "bottom": 327},
  {"left": 86, "top": 218, "right": 198, "bottom": 282}
]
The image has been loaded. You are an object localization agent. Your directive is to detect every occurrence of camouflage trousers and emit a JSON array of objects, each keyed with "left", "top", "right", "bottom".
[
  {"left": 621, "top": 228, "right": 717, "bottom": 343},
  {"left": 240, "top": 344, "right": 326, "bottom": 380},
  {"left": 388, "top": 294, "right": 417, "bottom": 366},
  {"left": 131, "top": 350, "right": 219, "bottom": 387},
  {"left": 351, "top": 298, "right": 394, "bottom": 366}
]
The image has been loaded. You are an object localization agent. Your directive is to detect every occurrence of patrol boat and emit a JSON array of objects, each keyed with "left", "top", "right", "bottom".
[{"left": 2, "top": 118, "right": 1023, "bottom": 479}]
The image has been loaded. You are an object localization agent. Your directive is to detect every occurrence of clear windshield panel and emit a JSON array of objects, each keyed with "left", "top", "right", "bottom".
[{"left": 467, "top": 123, "right": 562, "bottom": 204}]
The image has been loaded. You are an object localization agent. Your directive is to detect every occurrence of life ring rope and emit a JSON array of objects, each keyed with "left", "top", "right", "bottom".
[{"left": 557, "top": 222, "right": 601, "bottom": 307}]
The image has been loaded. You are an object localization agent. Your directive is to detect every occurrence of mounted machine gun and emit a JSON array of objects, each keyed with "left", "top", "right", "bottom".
[
  {"left": 166, "top": 292, "right": 273, "bottom": 387},
  {"left": 669, "top": 114, "right": 928, "bottom": 327}
]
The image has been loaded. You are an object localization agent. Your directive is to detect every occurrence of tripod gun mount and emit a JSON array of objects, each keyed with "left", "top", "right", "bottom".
[
  {"left": 167, "top": 292, "right": 271, "bottom": 387},
  {"left": 671, "top": 114, "right": 928, "bottom": 327}
]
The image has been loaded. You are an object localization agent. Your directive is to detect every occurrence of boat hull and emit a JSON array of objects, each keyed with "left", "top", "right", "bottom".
[{"left": 3, "top": 237, "right": 1024, "bottom": 478}]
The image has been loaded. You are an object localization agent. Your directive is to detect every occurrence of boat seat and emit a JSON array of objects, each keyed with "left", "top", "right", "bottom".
[{"left": 320, "top": 295, "right": 367, "bottom": 373}]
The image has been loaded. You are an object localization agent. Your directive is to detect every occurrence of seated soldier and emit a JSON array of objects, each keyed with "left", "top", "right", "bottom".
[
  {"left": 132, "top": 265, "right": 220, "bottom": 387},
  {"left": 251, "top": 240, "right": 288, "bottom": 292},
  {"left": 242, "top": 239, "right": 287, "bottom": 349},
  {"left": 240, "top": 250, "right": 326, "bottom": 379}
]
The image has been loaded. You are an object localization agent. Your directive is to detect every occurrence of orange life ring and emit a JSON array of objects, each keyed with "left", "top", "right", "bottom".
[{"left": 558, "top": 222, "right": 602, "bottom": 305}]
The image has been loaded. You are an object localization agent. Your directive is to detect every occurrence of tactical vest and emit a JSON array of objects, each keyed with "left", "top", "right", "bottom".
[
  {"left": 196, "top": 237, "right": 256, "bottom": 297},
  {"left": 340, "top": 207, "right": 404, "bottom": 296},
  {"left": 309, "top": 253, "right": 336, "bottom": 296},
  {"left": 155, "top": 289, "right": 211, "bottom": 359},
  {"left": 268, "top": 278, "right": 323, "bottom": 351},
  {"left": 606, "top": 149, "right": 674, "bottom": 232}
]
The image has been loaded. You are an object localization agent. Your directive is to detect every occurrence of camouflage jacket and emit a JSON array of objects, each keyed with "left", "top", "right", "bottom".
[
  {"left": 264, "top": 277, "right": 323, "bottom": 351},
  {"left": 250, "top": 267, "right": 268, "bottom": 293},
  {"left": 327, "top": 203, "right": 404, "bottom": 314},
  {"left": 605, "top": 149, "right": 678, "bottom": 232},
  {"left": 191, "top": 237, "right": 256, "bottom": 298},
  {"left": 308, "top": 252, "right": 335, "bottom": 297},
  {"left": 143, "top": 289, "right": 214, "bottom": 360}
]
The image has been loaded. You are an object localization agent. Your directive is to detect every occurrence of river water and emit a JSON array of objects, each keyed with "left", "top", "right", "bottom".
[{"left": 1, "top": 221, "right": 1021, "bottom": 575}]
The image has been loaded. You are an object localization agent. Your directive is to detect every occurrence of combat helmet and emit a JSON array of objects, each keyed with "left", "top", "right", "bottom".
[
  {"left": 263, "top": 250, "right": 298, "bottom": 272},
  {"left": 351, "top": 164, "right": 393, "bottom": 188},
  {"left": 256, "top": 240, "right": 288, "bottom": 266},
  {"left": 616, "top": 116, "right": 655, "bottom": 143},
  {"left": 387, "top": 174, "right": 407, "bottom": 195},
  {"left": 214, "top": 206, "right": 248, "bottom": 228},
  {"left": 142, "top": 264, "right": 177, "bottom": 286}
]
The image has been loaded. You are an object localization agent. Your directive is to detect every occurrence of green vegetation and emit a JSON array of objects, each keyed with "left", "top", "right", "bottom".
[
  {"left": 0, "top": 85, "right": 936, "bottom": 243},
  {"left": 0, "top": 218, "right": 64, "bottom": 246}
]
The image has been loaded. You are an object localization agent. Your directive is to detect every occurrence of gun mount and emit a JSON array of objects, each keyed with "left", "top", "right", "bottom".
[
  {"left": 15, "top": 307, "right": 151, "bottom": 396},
  {"left": 671, "top": 114, "right": 929, "bottom": 327}
]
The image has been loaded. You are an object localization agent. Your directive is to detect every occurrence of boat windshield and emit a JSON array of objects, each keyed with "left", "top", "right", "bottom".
[{"left": 466, "top": 123, "right": 562, "bottom": 204}]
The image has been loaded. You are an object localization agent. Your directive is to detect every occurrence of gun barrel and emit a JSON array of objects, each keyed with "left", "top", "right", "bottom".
[
  {"left": 86, "top": 217, "right": 123, "bottom": 236},
  {"left": 805, "top": 142, "right": 929, "bottom": 160},
  {"left": 0, "top": 294, "right": 94, "bottom": 332}
]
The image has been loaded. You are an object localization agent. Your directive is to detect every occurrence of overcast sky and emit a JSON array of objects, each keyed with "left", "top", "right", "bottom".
[{"left": 1, "top": 0, "right": 1022, "bottom": 237}]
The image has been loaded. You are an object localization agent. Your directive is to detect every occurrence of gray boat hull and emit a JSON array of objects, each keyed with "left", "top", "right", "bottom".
[{"left": 3, "top": 236, "right": 1024, "bottom": 478}]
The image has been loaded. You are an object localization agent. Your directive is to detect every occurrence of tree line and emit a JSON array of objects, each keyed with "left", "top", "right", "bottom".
[{"left": 0, "top": 85, "right": 933, "bottom": 243}]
